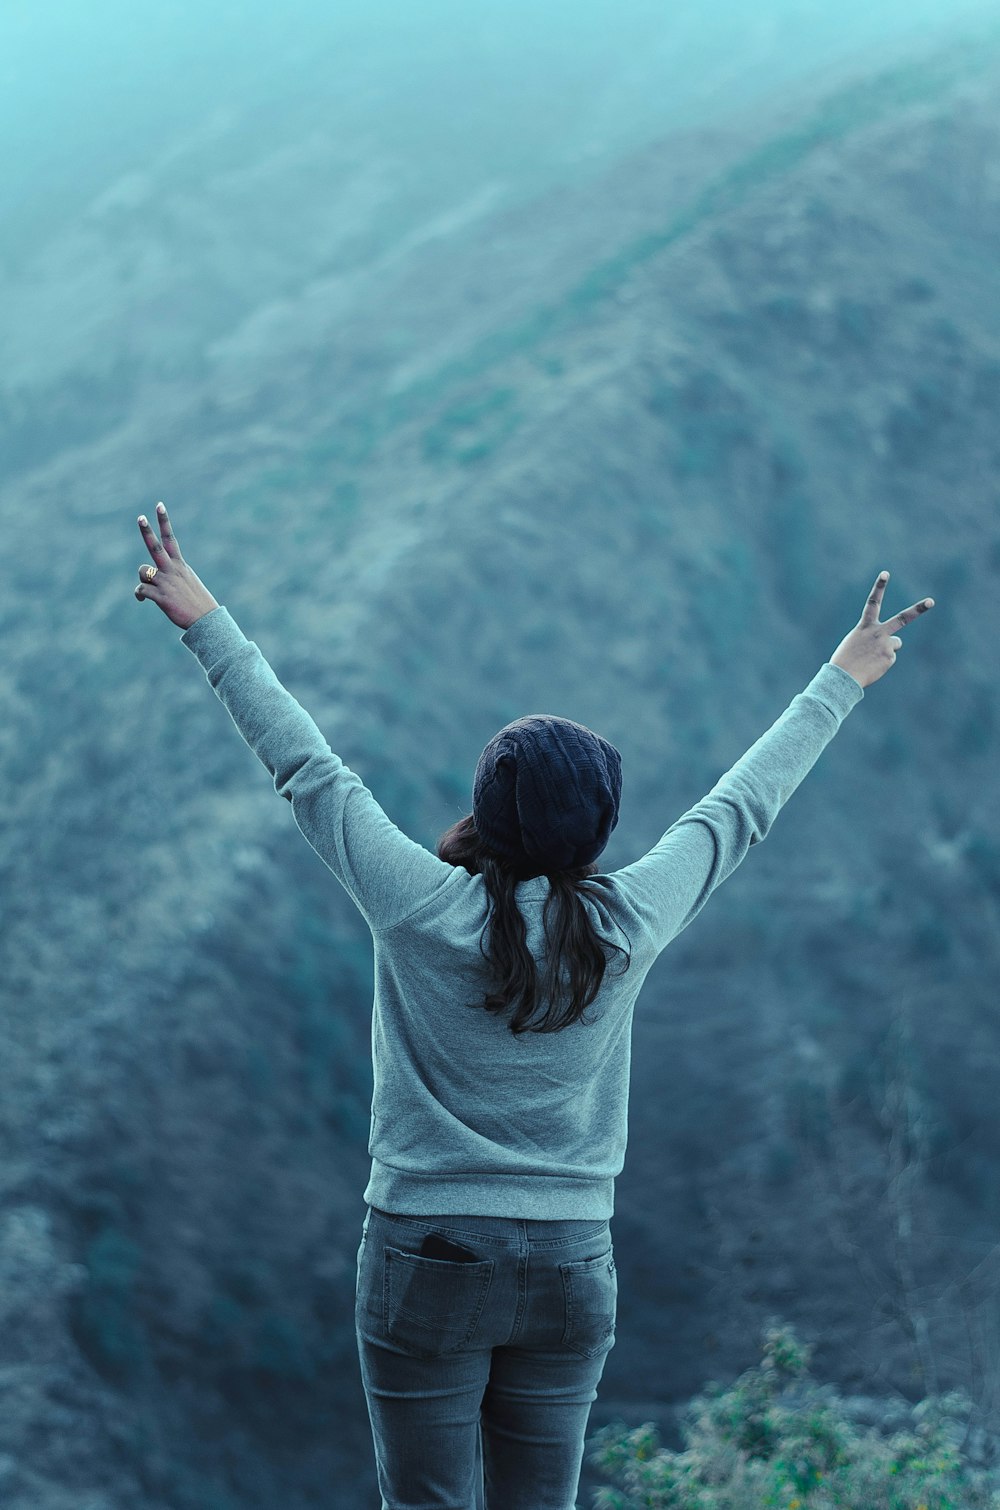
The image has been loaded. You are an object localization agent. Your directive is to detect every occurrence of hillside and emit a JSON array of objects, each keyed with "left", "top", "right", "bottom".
[{"left": 2, "top": 22, "right": 999, "bottom": 1508}]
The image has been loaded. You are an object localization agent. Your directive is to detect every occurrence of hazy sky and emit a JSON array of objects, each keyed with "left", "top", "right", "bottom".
[{"left": 2, "top": 0, "right": 997, "bottom": 266}]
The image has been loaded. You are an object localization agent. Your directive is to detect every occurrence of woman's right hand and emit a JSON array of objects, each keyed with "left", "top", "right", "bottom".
[{"left": 829, "top": 570, "right": 935, "bottom": 689}]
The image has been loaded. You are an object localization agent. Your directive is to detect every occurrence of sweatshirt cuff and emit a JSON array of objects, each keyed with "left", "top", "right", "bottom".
[
  {"left": 804, "top": 661, "right": 865, "bottom": 722},
  {"left": 179, "top": 605, "right": 246, "bottom": 667}
]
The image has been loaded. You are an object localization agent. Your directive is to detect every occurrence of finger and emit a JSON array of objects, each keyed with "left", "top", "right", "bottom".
[
  {"left": 884, "top": 597, "right": 935, "bottom": 634},
  {"left": 153, "top": 500, "right": 181, "bottom": 559},
  {"left": 861, "top": 570, "right": 890, "bottom": 626},
  {"left": 138, "top": 513, "right": 170, "bottom": 564}
]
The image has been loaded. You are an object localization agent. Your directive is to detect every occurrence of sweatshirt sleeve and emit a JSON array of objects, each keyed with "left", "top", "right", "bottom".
[
  {"left": 179, "top": 606, "right": 456, "bottom": 933},
  {"left": 608, "top": 662, "right": 864, "bottom": 957}
]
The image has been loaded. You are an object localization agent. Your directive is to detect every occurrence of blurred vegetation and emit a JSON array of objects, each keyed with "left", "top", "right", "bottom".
[
  {"left": 421, "top": 385, "right": 523, "bottom": 465},
  {"left": 588, "top": 1322, "right": 1000, "bottom": 1509},
  {"left": 67, "top": 1156, "right": 152, "bottom": 1385}
]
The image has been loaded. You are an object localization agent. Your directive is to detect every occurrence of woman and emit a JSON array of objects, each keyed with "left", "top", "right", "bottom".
[{"left": 133, "top": 503, "right": 934, "bottom": 1510}]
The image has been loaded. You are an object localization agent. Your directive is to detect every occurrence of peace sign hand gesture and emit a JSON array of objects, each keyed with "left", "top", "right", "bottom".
[
  {"left": 134, "top": 502, "right": 220, "bottom": 631},
  {"left": 830, "top": 570, "right": 935, "bottom": 689}
]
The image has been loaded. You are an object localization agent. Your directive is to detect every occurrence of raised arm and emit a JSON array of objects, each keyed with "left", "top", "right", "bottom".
[
  {"left": 132, "top": 503, "right": 455, "bottom": 932},
  {"left": 609, "top": 570, "right": 935, "bottom": 957}
]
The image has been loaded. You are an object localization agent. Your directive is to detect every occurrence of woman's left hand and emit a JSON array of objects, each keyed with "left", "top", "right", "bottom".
[{"left": 134, "top": 502, "right": 220, "bottom": 630}]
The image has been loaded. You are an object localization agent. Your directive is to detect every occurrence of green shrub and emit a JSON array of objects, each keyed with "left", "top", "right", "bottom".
[{"left": 587, "top": 1321, "right": 1000, "bottom": 1509}]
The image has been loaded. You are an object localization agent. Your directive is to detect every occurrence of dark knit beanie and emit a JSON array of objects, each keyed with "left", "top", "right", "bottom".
[{"left": 472, "top": 714, "right": 622, "bottom": 871}]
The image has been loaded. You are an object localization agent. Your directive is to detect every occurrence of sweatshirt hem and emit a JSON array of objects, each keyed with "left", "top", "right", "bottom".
[{"left": 363, "top": 1162, "right": 615, "bottom": 1220}]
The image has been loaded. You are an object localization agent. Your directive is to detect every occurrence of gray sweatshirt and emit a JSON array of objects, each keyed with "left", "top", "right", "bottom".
[{"left": 180, "top": 606, "right": 864, "bottom": 1219}]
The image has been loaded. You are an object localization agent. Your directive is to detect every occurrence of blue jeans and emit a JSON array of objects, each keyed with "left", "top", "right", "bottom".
[{"left": 355, "top": 1203, "right": 617, "bottom": 1510}]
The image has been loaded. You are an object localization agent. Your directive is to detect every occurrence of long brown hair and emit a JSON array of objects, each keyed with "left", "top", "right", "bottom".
[{"left": 436, "top": 814, "right": 632, "bottom": 1036}]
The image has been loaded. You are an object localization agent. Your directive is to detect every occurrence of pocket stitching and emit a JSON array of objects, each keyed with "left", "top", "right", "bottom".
[
  {"left": 560, "top": 1248, "right": 617, "bottom": 1358},
  {"left": 383, "top": 1245, "right": 495, "bottom": 1356}
]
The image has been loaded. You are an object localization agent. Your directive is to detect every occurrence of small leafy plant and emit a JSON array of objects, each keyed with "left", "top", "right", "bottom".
[{"left": 587, "top": 1322, "right": 1000, "bottom": 1509}]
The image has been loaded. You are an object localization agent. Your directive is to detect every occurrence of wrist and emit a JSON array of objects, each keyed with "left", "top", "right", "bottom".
[
  {"left": 829, "top": 657, "right": 863, "bottom": 688},
  {"left": 181, "top": 596, "right": 220, "bottom": 631}
]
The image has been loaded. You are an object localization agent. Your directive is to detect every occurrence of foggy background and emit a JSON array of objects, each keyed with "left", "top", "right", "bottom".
[{"left": 2, "top": 1, "right": 999, "bottom": 1505}]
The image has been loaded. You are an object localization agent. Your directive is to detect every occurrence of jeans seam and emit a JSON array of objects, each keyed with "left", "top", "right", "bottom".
[{"left": 369, "top": 1209, "right": 609, "bottom": 1251}]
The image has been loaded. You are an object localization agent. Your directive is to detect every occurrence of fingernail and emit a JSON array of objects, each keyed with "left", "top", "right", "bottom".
[
  {"left": 157, "top": 502, "right": 166, "bottom": 513},
  {"left": 138, "top": 515, "right": 147, "bottom": 526}
]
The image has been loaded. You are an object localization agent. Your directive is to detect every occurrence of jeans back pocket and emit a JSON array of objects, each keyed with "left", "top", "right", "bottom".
[
  {"left": 560, "top": 1245, "right": 617, "bottom": 1358},
  {"left": 383, "top": 1244, "right": 495, "bottom": 1359}
]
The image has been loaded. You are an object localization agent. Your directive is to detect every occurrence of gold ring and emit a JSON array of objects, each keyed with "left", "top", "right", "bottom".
[{"left": 144, "top": 565, "right": 158, "bottom": 582}]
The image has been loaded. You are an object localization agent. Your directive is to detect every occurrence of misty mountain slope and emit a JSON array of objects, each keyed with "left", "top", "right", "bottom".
[
  {"left": 302, "top": 55, "right": 1000, "bottom": 1409},
  {"left": 366, "top": 30, "right": 1000, "bottom": 1301},
  {"left": 0, "top": 69, "right": 873, "bottom": 1132},
  {"left": 2, "top": 28, "right": 1000, "bottom": 1510}
]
